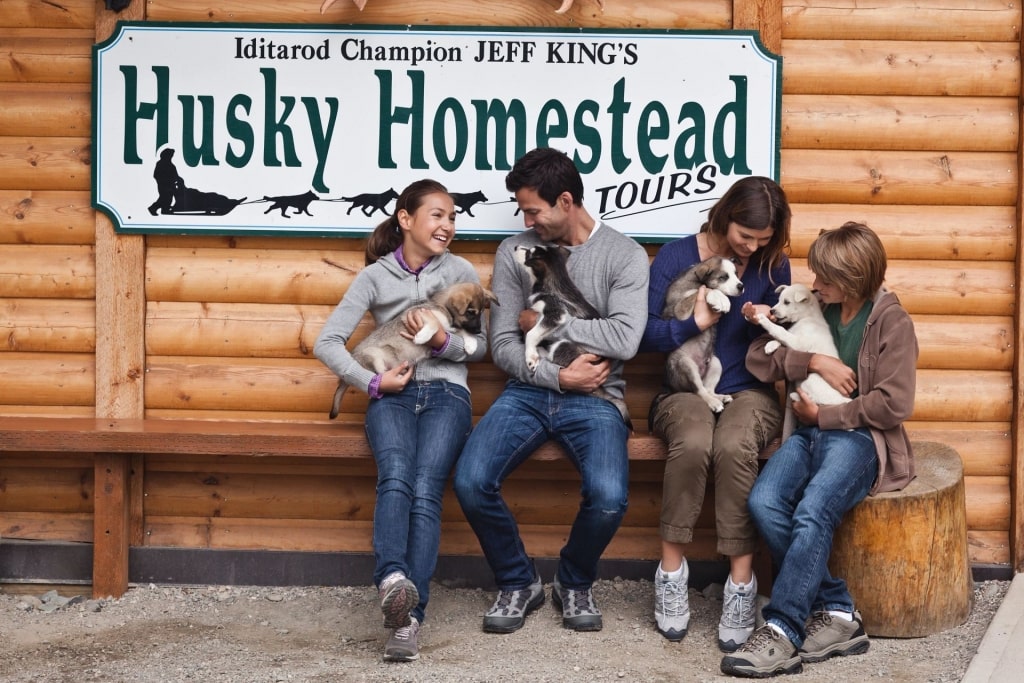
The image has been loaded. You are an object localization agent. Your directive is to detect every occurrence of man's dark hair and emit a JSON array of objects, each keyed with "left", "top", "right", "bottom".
[{"left": 505, "top": 148, "right": 584, "bottom": 207}]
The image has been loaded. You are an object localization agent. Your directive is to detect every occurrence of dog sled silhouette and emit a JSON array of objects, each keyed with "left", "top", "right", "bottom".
[{"left": 169, "top": 178, "right": 247, "bottom": 216}]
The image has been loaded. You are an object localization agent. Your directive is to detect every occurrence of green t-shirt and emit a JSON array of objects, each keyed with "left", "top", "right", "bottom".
[{"left": 823, "top": 301, "right": 873, "bottom": 398}]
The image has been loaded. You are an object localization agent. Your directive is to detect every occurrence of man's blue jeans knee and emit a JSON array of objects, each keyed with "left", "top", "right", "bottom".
[
  {"left": 365, "top": 380, "right": 472, "bottom": 623},
  {"left": 748, "top": 426, "right": 877, "bottom": 647},
  {"left": 453, "top": 381, "right": 629, "bottom": 589}
]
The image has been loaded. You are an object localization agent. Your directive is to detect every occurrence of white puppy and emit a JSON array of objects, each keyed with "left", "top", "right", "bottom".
[{"left": 753, "top": 283, "right": 851, "bottom": 406}]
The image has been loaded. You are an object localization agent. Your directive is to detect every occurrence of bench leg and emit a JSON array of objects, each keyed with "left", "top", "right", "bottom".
[{"left": 93, "top": 454, "right": 131, "bottom": 598}]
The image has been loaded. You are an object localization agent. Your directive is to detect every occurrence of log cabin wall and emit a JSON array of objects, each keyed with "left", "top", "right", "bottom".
[{"left": 1, "top": 0, "right": 1022, "bottom": 574}]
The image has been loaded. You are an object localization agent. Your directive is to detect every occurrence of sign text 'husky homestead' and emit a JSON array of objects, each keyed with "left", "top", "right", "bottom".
[{"left": 92, "top": 22, "right": 781, "bottom": 241}]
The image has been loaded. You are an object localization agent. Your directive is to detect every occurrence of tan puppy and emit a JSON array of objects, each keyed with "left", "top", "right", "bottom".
[{"left": 329, "top": 282, "right": 497, "bottom": 418}]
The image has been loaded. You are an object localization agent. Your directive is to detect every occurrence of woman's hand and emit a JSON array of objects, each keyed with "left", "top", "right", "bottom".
[
  {"left": 741, "top": 302, "right": 772, "bottom": 324},
  {"left": 378, "top": 361, "right": 414, "bottom": 393}
]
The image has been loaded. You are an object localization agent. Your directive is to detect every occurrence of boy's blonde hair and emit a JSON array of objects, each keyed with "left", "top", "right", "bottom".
[{"left": 807, "top": 222, "right": 887, "bottom": 300}]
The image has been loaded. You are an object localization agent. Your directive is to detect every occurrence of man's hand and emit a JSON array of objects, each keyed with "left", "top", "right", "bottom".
[
  {"left": 809, "top": 353, "right": 857, "bottom": 397},
  {"left": 518, "top": 309, "right": 539, "bottom": 334},
  {"left": 378, "top": 361, "right": 414, "bottom": 393},
  {"left": 557, "top": 353, "right": 610, "bottom": 393}
]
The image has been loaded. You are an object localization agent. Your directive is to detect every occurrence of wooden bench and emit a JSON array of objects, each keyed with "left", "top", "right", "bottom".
[{"left": 0, "top": 415, "right": 673, "bottom": 598}]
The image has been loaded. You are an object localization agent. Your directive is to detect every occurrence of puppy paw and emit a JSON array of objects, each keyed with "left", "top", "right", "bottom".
[
  {"left": 463, "top": 335, "right": 478, "bottom": 355},
  {"left": 765, "top": 340, "right": 781, "bottom": 354},
  {"left": 706, "top": 398, "right": 725, "bottom": 413},
  {"left": 717, "top": 393, "right": 733, "bottom": 406},
  {"left": 525, "top": 350, "right": 540, "bottom": 372},
  {"left": 706, "top": 289, "right": 731, "bottom": 313}
]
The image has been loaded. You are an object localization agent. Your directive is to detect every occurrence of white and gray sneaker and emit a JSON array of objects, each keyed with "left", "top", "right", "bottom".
[
  {"left": 379, "top": 571, "right": 418, "bottom": 629},
  {"left": 552, "top": 575, "right": 603, "bottom": 632},
  {"left": 654, "top": 560, "right": 690, "bottom": 641},
  {"left": 719, "top": 573, "right": 758, "bottom": 652},
  {"left": 482, "top": 573, "right": 545, "bottom": 633}
]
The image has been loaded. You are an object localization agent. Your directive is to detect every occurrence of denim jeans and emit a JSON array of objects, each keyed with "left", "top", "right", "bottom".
[
  {"left": 748, "top": 426, "right": 877, "bottom": 647},
  {"left": 453, "top": 381, "right": 630, "bottom": 590},
  {"left": 365, "top": 380, "right": 472, "bottom": 623}
]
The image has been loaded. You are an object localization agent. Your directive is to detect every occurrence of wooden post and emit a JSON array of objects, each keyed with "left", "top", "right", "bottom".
[
  {"left": 1013, "top": 7, "right": 1024, "bottom": 574},
  {"left": 93, "top": 0, "right": 147, "bottom": 599},
  {"left": 733, "top": 0, "right": 782, "bottom": 55}
]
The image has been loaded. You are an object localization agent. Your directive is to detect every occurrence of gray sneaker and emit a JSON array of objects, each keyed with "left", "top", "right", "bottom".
[
  {"left": 482, "top": 574, "right": 544, "bottom": 633},
  {"left": 552, "top": 575, "right": 603, "bottom": 632},
  {"left": 378, "top": 571, "right": 418, "bottom": 629},
  {"left": 720, "top": 624, "right": 802, "bottom": 678},
  {"left": 383, "top": 616, "right": 419, "bottom": 662},
  {"left": 799, "top": 610, "right": 870, "bottom": 662},
  {"left": 654, "top": 563, "right": 690, "bottom": 641},
  {"left": 719, "top": 575, "right": 758, "bottom": 652}
]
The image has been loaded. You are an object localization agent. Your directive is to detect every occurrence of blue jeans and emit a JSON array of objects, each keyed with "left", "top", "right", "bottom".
[
  {"left": 365, "top": 380, "right": 472, "bottom": 623},
  {"left": 748, "top": 426, "right": 877, "bottom": 647},
  {"left": 453, "top": 381, "right": 630, "bottom": 590}
]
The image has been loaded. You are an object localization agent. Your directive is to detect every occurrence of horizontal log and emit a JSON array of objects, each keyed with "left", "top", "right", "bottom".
[
  {"left": 787, "top": 259, "right": 1013, "bottom": 316},
  {"left": 781, "top": 149, "right": 1017, "bottom": 206},
  {"left": 789, "top": 204, "right": 1015, "bottom": 261},
  {"left": 968, "top": 529, "right": 1010, "bottom": 565},
  {"left": 144, "top": 247, "right": 494, "bottom": 305},
  {"left": 0, "top": 83, "right": 90, "bottom": 137},
  {"left": 965, "top": 475, "right": 1010, "bottom": 530},
  {"left": 911, "top": 315, "right": 1012, "bottom": 371},
  {"left": 0, "top": 244, "right": 95, "bottom": 298},
  {"left": 782, "top": 0, "right": 1022, "bottom": 42},
  {"left": 782, "top": 39, "right": 1020, "bottom": 97},
  {"left": 0, "top": 298, "right": 95, "bottom": 353},
  {"left": 911, "top": 370, "right": 1011, "bottom": 422},
  {"left": 0, "top": 466, "right": 92, "bottom": 513},
  {"left": 0, "top": 511, "right": 92, "bottom": 543},
  {"left": 0, "top": 352, "right": 94, "bottom": 406},
  {"left": 147, "top": 0, "right": 732, "bottom": 29},
  {"left": 0, "top": 137, "right": 91, "bottom": 191},
  {"left": 0, "top": 1, "right": 94, "bottom": 30},
  {"left": 0, "top": 30, "right": 93, "bottom": 83},
  {"left": 906, "top": 422, "right": 1010, "bottom": 478},
  {"left": 0, "top": 190, "right": 95, "bottom": 245},
  {"left": 0, "top": 405, "right": 94, "bottom": 417},
  {"left": 145, "top": 302, "right": 333, "bottom": 358},
  {"left": 782, "top": 95, "right": 1018, "bottom": 152}
]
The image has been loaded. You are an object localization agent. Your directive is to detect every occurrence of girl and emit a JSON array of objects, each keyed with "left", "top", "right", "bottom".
[
  {"left": 640, "top": 176, "right": 792, "bottom": 650},
  {"left": 314, "top": 179, "right": 487, "bottom": 662},
  {"left": 721, "top": 222, "right": 917, "bottom": 677}
]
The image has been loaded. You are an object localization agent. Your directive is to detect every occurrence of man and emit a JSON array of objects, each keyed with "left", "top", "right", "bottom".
[{"left": 453, "top": 147, "right": 649, "bottom": 633}]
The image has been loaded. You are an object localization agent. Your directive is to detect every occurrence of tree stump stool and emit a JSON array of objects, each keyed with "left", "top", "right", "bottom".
[{"left": 828, "top": 441, "right": 972, "bottom": 637}]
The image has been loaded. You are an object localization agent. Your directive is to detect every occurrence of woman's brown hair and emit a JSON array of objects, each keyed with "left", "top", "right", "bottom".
[{"left": 700, "top": 176, "right": 791, "bottom": 278}]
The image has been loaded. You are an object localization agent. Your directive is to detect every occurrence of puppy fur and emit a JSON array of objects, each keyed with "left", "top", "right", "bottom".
[
  {"left": 753, "top": 283, "right": 852, "bottom": 406},
  {"left": 515, "top": 244, "right": 631, "bottom": 425},
  {"left": 328, "top": 282, "right": 497, "bottom": 419},
  {"left": 662, "top": 256, "right": 745, "bottom": 413}
]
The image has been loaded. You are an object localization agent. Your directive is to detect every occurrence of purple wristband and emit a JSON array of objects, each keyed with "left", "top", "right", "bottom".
[
  {"left": 430, "top": 332, "right": 452, "bottom": 357},
  {"left": 368, "top": 374, "right": 383, "bottom": 399}
]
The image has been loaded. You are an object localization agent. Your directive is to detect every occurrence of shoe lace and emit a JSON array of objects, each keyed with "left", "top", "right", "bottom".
[
  {"left": 569, "top": 587, "right": 597, "bottom": 614},
  {"left": 805, "top": 612, "right": 832, "bottom": 638},
  {"left": 741, "top": 625, "right": 779, "bottom": 653},
  {"left": 393, "top": 618, "right": 418, "bottom": 642},
  {"left": 490, "top": 590, "right": 515, "bottom": 612},
  {"left": 656, "top": 579, "right": 687, "bottom": 616},
  {"left": 721, "top": 585, "right": 757, "bottom": 629}
]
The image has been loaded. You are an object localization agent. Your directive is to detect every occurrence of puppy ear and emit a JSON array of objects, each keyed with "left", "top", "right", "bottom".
[
  {"left": 485, "top": 289, "right": 500, "bottom": 307},
  {"left": 775, "top": 284, "right": 786, "bottom": 294},
  {"left": 793, "top": 287, "right": 810, "bottom": 303}
]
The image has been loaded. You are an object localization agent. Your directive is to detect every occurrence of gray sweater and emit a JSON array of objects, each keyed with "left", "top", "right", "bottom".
[
  {"left": 490, "top": 223, "right": 649, "bottom": 400},
  {"left": 314, "top": 251, "right": 487, "bottom": 395}
]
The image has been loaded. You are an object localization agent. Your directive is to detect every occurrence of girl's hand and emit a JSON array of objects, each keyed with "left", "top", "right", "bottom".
[
  {"left": 378, "top": 361, "right": 414, "bottom": 393},
  {"left": 401, "top": 309, "right": 446, "bottom": 348},
  {"left": 791, "top": 386, "right": 820, "bottom": 424}
]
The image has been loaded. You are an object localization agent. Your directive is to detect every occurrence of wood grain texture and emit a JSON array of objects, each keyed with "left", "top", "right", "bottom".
[
  {"left": 0, "top": 298, "right": 95, "bottom": 353},
  {"left": 0, "top": 190, "right": 96, "bottom": 245}
]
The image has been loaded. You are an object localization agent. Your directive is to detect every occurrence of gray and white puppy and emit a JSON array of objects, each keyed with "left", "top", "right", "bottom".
[
  {"left": 662, "top": 256, "right": 745, "bottom": 413},
  {"left": 328, "top": 282, "right": 497, "bottom": 419}
]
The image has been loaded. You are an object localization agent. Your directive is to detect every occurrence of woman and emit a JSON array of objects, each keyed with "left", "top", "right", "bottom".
[
  {"left": 314, "top": 179, "right": 487, "bottom": 662},
  {"left": 640, "top": 176, "right": 791, "bottom": 650},
  {"left": 721, "top": 222, "right": 917, "bottom": 677}
]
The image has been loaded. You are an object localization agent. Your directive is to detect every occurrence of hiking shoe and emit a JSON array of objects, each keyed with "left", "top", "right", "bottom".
[
  {"left": 552, "top": 575, "right": 603, "bottom": 632},
  {"left": 379, "top": 571, "right": 418, "bottom": 629},
  {"left": 719, "top": 574, "right": 759, "bottom": 652},
  {"left": 799, "top": 610, "right": 870, "bottom": 662},
  {"left": 720, "top": 624, "right": 802, "bottom": 678},
  {"left": 654, "top": 562, "right": 690, "bottom": 641},
  {"left": 383, "top": 616, "right": 420, "bottom": 662},
  {"left": 482, "top": 574, "right": 544, "bottom": 633}
]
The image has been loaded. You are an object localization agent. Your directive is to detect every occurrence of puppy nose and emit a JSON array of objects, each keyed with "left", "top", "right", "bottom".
[{"left": 737, "top": 283, "right": 744, "bottom": 293}]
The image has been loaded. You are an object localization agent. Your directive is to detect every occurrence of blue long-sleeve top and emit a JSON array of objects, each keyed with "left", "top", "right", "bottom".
[{"left": 640, "top": 235, "right": 791, "bottom": 395}]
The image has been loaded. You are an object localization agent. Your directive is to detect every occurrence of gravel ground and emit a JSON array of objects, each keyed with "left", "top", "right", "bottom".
[{"left": 0, "top": 578, "right": 1009, "bottom": 682}]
